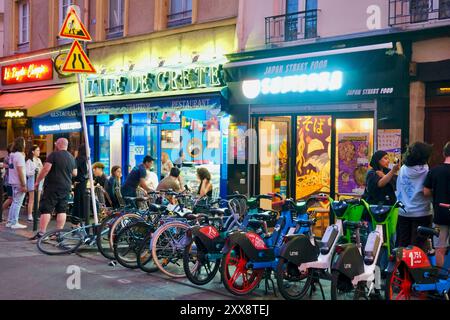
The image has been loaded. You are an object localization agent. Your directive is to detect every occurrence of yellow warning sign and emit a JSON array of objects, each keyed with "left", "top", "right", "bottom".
[
  {"left": 62, "top": 41, "right": 96, "bottom": 74},
  {"left": 58, "top": 7, "right": 92, "bottom": 41}
]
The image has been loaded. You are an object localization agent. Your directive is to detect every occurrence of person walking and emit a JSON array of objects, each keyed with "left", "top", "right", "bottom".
[
  {"left": 424, "top": 141, "right": 450, "bottom": 268},
  {"left": 72, "top": 145, "right": 88, "bottom": 227},
  {"left": 6, "top": 137, "right": 28, "bottom": 229},
  {"left": 161, "top": 152, "right": 173, "bottom": 180},
  {"left": 25, "top": 145, "right": 43, "bottom": 222},
  {"left": 396, "top": 142, "right": 433, "bottom": 249},
  {"left": 29, "top": 138, "right": 77, "bottom": 241},
  {"left": 362, "top": 150, "right": 400, "bottom": 205},
  {"left": 2, "top": 144, "right": 13, "bottom": 221}
]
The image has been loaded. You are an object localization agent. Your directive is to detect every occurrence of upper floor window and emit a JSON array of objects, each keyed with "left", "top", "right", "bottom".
[
  {"left": 284, "top": 0, "right": 317, "bottom": 41},
  {"left": 168, "top": 0, "right": 192, "bottom": 28},
  {"left": 18, "top": 1, "right": 30, "bottom": 45},
  {"left": 439, "top": 0, "right": 450, "bottom": 19},
  {"left": 107, "top": 0, "right": 124, "bottom": 39},
  {"left": 59, "top": 0, "right": 74, "bottom": 28}
]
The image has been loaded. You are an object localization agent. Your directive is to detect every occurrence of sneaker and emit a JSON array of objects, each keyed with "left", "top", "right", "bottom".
[
  {"left": 5, "top": 222, "right": 13, "bottom": 228},
  {"left": 27, "top": 217, "right": 33, "bottom": 222},
  {"left": 10, "top": 223, "right": 27, "bottom": 229}
]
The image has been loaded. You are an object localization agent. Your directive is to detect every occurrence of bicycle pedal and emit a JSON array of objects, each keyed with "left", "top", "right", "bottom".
[{"left": 108, "top": 260, "right": 117, "bottom": 267}]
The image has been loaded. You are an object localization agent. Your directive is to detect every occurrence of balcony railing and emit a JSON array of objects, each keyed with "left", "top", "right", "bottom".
[
  {"left": 265, "top": 9, "right": 318, "bottom": 45},
  {"left": 167, "top": 10, "right": 192, "bottom": 28},
  {"left": 389, "top": 0, "right": 450, "bottom": 26}
]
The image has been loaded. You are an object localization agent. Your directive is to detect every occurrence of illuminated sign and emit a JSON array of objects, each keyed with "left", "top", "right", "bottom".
[
  {"left": 2, "top": 110, "right": 27, "bottom": 118},
  {"left": 2, "top": 59, "right": 53, "bottom": 85},
  {"left": 242, "top": 71, "right": 344, "bottom": 99},
  {"left": 85, "top": 64, "right": 224, "bottom": 98},
  {"left": 37, "top": 121, "right": 82, "bottom": 134}
]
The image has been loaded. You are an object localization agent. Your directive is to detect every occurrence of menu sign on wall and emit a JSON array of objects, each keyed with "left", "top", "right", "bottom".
[
  {"left": 377, "top": 129, "right": 402, "bottom": 168},
  {"left": 1, "top": 59, "right": 53, "bottom": 85}
]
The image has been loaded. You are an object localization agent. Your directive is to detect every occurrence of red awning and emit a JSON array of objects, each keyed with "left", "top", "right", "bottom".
[{"left": 0, "top": 88, "right": 62, "bottom": 110}]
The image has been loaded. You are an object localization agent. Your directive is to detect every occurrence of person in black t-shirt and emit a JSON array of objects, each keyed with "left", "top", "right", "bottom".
[
  {"left": 29, "top": 138, "right": 77, "bottom": 241},
  {"left": 362, "top": 150, "right": 400, "bottom": 205},
  {"left": 72, "top": 145, "right": 88, "bottom": 226},
  {"left": 424, "top": 141, "right": 450, "bottom": 268}
]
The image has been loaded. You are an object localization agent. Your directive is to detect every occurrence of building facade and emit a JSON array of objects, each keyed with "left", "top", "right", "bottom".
[
  {"left": 224, "top": 0, "right": 450, "bottom": 235},
  {"left": 0, "top": 0, "right": 239, "bottom": 196}
]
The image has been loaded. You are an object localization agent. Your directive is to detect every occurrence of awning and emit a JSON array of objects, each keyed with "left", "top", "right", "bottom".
[{"left": 0, "top": 84, "right": 79, "bottom": 117}]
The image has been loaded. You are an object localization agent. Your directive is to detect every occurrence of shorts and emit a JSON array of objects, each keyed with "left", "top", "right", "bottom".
[
  {"left": 6, "top": 185, "right": 12, "bottom": 197},
  {"left": 39, "top": 189, "right": 70, "bottom": 215},
  {"left": 434, "top": 224, "right": 450, "bottom": 249},
  {"left": 26, "top": 176, "right": 35, "bottom": 192}
]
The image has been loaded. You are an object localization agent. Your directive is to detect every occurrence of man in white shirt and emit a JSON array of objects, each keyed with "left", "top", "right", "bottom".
[{"left": 6, "top": 137, "right": 27, "bottom": 229}]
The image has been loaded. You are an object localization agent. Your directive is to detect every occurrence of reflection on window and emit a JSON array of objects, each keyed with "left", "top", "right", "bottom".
[
  {"left": 19, "top": 1, "right": 30, "bottom": 44},
  {"left": 107, "top": 0, "right": 124, "bottom": 38},
  {"left": 440, "top": 0, "right": 450, "bottom": 19},
  {"left": 168, "top": 0, "right": 192, "bottom": 28},
  {"left": 335, "top": 119, "right": 374, "bottom": 196}
]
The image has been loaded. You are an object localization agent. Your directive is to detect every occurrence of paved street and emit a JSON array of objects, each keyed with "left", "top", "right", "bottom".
[{"left": 0, "top": 213, "right": 330, "bottom": 300}]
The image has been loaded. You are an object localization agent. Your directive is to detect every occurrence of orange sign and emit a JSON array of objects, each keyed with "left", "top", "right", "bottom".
[
  {"left": 62, "top": 41, "right": 96, "bottom": 74},
  {"left": 58, "top": 7, "right": 92, "bottom": 41},
  {"left": 1, "top": 59, "right": 53, "bottom": 85}
]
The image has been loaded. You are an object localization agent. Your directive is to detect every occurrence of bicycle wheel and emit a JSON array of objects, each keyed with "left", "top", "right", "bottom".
[
  {"left": 183, "top": 241, "right": 221, "bottom": 285},
  {"left": 276, "top": 258, "right": 313, "bottom": 300},
  {"left": 151, "top": 221, "right": 190, "bottom": 278},
  {"left": 37, "top": 228, "right": 84, "bottom": 255},
  {"left": 109, "top": 213, "right": 142, "bottom": 251},
  {"left": 330, "top": 270, "right": 362, "bottom": 300},
  {"left": 113, "top": 221, "right": 151, "bottom": 269},
  {"left": 137, "top": 232, "right": 159, "bottom": 273},
  {"left": 96, "top": 213, "right": 119, "bottom": 260},
  {"left": 220, "top": 244, "right": 264, "bottom": 296}
]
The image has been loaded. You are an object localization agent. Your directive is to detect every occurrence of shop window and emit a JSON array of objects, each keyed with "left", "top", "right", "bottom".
[
  {"left": 107, "top": 0, "right": 124, "bottom": 39},
  {"left": 18, "top": 1, "right": 30, "bottom": 47},
  {"left": 410, "top": 0, "right": 430, "bottom": 23},
  {"left": 335, "top": 119, "right": 374, "bottom": 197},
  {"left": 258, "top": 116, "right": 290, "bottom": 209},
  {"left": 168, "top": 0, "right": 192, "bottom": 28},
  {"left": 439, "top": 0, "right": 450, "bottom": 19},
  {"left": 295, "top": 115, "right": 331, "bottom": 200}
]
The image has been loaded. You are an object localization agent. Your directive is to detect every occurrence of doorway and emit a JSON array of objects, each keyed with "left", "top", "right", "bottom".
[{"left": 425, "top": 107, "right": 450, "bottom": 168}]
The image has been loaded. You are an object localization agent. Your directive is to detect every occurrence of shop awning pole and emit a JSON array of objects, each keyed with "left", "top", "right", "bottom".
[{"left": 76, "top": 73, "right": 98, "bottom": 225}]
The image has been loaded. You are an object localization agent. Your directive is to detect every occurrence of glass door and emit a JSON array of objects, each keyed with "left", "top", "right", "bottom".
[{"left": 258, "top": 116, "right": 291, "bottom": 209}]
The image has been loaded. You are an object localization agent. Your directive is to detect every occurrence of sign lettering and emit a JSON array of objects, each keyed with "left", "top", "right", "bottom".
[{"left": 2, "top": 59, "right": 53, "bottom": 85}]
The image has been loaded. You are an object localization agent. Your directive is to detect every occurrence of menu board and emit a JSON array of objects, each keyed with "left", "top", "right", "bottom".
[
  {"left": 337, "top": 133, "right": 370, "bottom": 195},
  {"left": 377, "top": 129, "right": 402, "bottom": 168}
]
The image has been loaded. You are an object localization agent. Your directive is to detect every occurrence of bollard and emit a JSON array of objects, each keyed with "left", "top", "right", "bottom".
[{"left": 32, "top": 170, "right": 39, "bottom": 231}]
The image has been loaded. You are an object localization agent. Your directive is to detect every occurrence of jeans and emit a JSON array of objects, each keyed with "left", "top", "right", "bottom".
[{"left": 8, "top": 186, "right": 26, "bottom": 225}]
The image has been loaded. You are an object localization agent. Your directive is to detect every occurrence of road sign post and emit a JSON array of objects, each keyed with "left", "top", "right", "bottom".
[{"left": 59, "top": 5, "right": 98, "bottom": 224}]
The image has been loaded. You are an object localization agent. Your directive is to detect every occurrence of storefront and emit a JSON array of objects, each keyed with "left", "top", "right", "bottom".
[
  {"left": 0, "top": 55, "right": 79, "bottom": 157},
  {"left": 225, "top": 41, "right": 411, "bottom": 235}
]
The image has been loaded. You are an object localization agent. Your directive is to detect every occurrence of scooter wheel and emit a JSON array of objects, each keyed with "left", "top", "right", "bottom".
[
  {"left": 220, "top": 244, "right": 264, "bottom": 296},
  {"left": 276, "top": 258, "right": 313, "bottom": 300}
]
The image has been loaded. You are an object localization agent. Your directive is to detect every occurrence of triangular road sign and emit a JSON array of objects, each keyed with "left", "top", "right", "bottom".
[
  {"left": 59, "top": 7, "right": 92, "bottom": 41},
  {"left": 62, "top": 41, "right": 96, "bottom": 74}
]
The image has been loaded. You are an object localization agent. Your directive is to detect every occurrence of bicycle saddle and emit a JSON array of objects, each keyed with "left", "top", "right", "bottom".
[
  {"left": 209, "top": 208, "right": 229, "bottom": 216},
  {"left": 369, "top": 205, "right": 391, "bottom": 223},
  {"left": 148, "top": 203, "right": 167, "bottom": 212},
  {"left": 417, "top": 226, "right": 440, "bottom": 238},
  {"left": 296, "top": 218, "right": 316, "bottom": 227},
  {"left": 252, "top": 211, "right": 276, "bottom": 221},
  {"left": 330, "top": 201, "right": 349, "bottom": 218}
]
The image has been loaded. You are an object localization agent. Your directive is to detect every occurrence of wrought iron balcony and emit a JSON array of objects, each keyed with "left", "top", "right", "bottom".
[
  {"left": 265, "top": 9, "right": 318, "bottom": 45},
  {"left": 389, "top": 0, "right": 450, "bottom": 26}
]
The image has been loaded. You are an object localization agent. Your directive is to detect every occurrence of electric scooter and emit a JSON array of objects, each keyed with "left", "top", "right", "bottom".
[
  {"left": 275, "top": 196, "right": 367, "bottom": 300},
  {"left": 220, "top": 197, "right": 312, "bottom": 296},
  {"left": 386, "top": 203, "right": 450, "bottom": 300},
  {"left": 330, "top": 200, "right": 404, "bottom": 300}
]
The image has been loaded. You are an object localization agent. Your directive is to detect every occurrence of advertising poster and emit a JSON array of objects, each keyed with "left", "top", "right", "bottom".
[
  {"left": 377, "top": 129, "right": 402, "bottom": 168},
  {"left": 296, "top": 115, "right": 332, "bottom": 200},
  {"left": 337, "top": 133, "right": 370, "bottom": 195}
]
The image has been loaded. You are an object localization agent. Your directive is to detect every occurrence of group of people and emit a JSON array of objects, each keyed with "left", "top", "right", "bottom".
[
  {"left": 0, "top": 138, "right": 213, "bottom": 241},
  {"left": 363, "top": 141, "right": 450, "bottom": 269}
]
